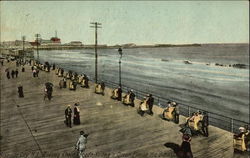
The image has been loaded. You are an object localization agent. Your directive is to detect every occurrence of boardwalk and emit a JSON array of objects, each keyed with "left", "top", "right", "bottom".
[{"left": 0, "top": 61, "right": 247, "bottom": 158}]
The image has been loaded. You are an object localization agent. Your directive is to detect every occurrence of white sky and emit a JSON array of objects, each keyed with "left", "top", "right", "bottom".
[{"left": 0, "top": 1, "right": 249, "bottom": 45}]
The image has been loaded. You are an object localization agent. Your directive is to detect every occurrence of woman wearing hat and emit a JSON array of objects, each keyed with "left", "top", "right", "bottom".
[
  {"left": 147, "top": 94, "right": 154, "bottom": 115},
  {"left": 181, "top": 134, "right": 193, "bottom": 158},
  {"left": 73, "top": 103, "right": 80, "bottom": 125}
]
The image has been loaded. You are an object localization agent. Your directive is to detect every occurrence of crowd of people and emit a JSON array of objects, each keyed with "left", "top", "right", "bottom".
[
  {"left": 3, "top": 58, "right": 33, "bottom": 98},
  {"left": 5, "top": 68, "right": 19, "bottom": 79},
  {"left": 184, "top": 111, "right": 209, "bottom": 137},
  {"left": 2, "top": 58, "right": 90, "bottom": 157},
  {"left": 3, "top": 57, "right": 248, "bottom": 157},
  {"left": 109, "top": 85, "right": 195, "bottom": 157},
  {"left": 55, "top": 68, "right": 90, "bottom": 91}
]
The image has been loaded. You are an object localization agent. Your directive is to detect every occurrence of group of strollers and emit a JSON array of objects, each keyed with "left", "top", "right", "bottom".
[
  {"left": 34, "top": 61, "right": 52, "bottom": 72},
  {"left": 110, "top": 86, "right": 208, "bottom": 134},
  {"left": 38, "top": 60, "right": 250, "bottom": 154},
  {"left": 55, "top": 68, "right": 89, "bottom": 90}
]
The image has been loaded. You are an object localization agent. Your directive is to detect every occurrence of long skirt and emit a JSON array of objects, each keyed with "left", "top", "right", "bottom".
[{"left": 73, "top": 115, "right": 80, "bottom": 125}]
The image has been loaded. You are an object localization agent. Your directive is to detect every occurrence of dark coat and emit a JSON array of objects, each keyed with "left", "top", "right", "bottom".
[
  {"left": 18, "top": 86, "right": 24, "bottom": 97},
  {"left": 15, "top": 70, "right": 19, "bottom": 77},
  {"left": 11, "top": 70, "right": 15, "bottom": 78},
  {"left": 6, "top": 71, "right": 10, "bottom": 79},
  {"left": 130, "top": 92, "right": 135, "bottom": 101},
  {"left": 180, "top": 141, "right": 193, "bottom": 158},
  {"left": 65, "top": 108, "right": 72, "bottom": 117},
  {"left": 101, "top": 82, "right": 105, "bottom": 90},
  {"left": 73, "top": 107, "right": 80, "bottom": 125},
  {"left": 117, "top": 88, "right": 122, "bottom": 100},
  {"left": 202, "top": 115, "right": 209, "bottom": 127}
]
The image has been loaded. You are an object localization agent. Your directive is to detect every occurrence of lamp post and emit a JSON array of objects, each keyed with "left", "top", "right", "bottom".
[
  {"left": 118, "top": 47, "right": 123, "bottom": 88},
  {"left": 35, "top": 34, "right": 40, "bottom": 60}
]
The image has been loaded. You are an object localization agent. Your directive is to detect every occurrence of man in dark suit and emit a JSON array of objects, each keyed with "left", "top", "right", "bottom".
[
  {"left": 65, "top": 105, "right": 72, "bottom": 128},
  {"left": 202, "top": 112, "right": 209, "bottom": 137},
  {"left": 117, "top": 87, "right": 122, "bottom": 101},
  {"left": 18, "top": 85, "right": 24, "bottom": 98},
  {"left": 47, "top": 85, "right": 53, "bottom": 100},
  {"left": 129, "top": 90, "right": 135, "bottom": 107},
  {"left": 100, "top": 82, "right": 105, "bottom": 95},
  {"left": 147, "top": 94, "right": 154, "bottom": 115}
]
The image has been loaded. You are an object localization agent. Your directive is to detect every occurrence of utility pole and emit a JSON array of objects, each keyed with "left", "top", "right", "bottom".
[
  {"left": 22, "top": 36, "right": 26, "bottom": 60},
  {"left": 22, "top": 36, "right": 26, "bottom": 52},
  {"left": 90, "top": 22, "right": 102, "bottom": 83},
  {"left": 118, "top": 48, "right": 123, "bottom": 88},
  {"left": 35, "top": 34, "right": 40, "bottom": 60}
]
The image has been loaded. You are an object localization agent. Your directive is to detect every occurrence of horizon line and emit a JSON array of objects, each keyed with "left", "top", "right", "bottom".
[{"left": 0, "top": 40, "right": 249, "bottom": 46}]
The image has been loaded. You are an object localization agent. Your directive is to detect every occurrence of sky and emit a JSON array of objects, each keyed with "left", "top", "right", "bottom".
[{"left": 0, "top": 1, "right": 249, "bottom": 45}]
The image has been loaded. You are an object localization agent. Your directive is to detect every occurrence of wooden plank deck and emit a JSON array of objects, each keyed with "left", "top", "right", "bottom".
[{"left": 0, "top": 61, "right": 248, "bottom": 158}]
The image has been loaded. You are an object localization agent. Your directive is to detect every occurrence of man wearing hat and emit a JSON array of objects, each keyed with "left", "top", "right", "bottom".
[
  {"left": 11, "top": 70, "right": 15, "bottom": 78},
  {"left": 52, "top": 63, "right": 55, "bottom": 70},
  {"left": 202, "top": 111, "right": 209, "bottom": 137},
  {"left": 63, "top": 77, "right": 67, "bottom": 88},
  {"left": 17, "top": 83, "right": 24, "bottom": 98},
  {"left": 83, "top": 74, "right": 89, "bottom": 88},
  {"left": 65, "top": 105, "right": 72, "bottom": 128},
  {"left": 129, "top": 89, "right": 135, "bottom": 107},
  {"left": 15, "top": 69, "right": 19, "bottom": 78},
  {"left": 6, "top": 69, "right": 10, "bottom": 79},
  {"left": 100, "top": 81, "right": 105, "bottom": 96},
  {"left": 171, "top": 102, "right": 179, "bottom": 124},
  {"left": 47, "top": 85, "right": 53, "bottom": 101},
  {"left": 147, "top": 94, "right": 154, "bottom": 115},
  {"left": 75, "top": 131, "right": 88, "bottom": 158},
  {"left": 117, "top": 86, "right": 122, "bottom": 101},
  {"left": 72, "top": 79, "right": 77, "bottom": 91}
]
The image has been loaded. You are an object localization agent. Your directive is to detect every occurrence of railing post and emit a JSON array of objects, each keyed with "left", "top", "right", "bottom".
[
  {"left": 231, "top": 118, "right": 234, "bottom": 133},
  {"left": 188, "top": 106, "right": 190, "bottom": 116}
]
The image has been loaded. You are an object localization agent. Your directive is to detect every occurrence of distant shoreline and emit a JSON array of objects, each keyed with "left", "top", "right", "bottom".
[
  {"left": 1, "top": 43, "right": 248, "bottom": 51},
  {"left": 34, "top": 43, "right": 248, "bottom": 50}
]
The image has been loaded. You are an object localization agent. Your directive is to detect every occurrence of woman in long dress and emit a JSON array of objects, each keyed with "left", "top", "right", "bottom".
[{"left": 73, "top": 103, "right": 80, "bottom": 125}]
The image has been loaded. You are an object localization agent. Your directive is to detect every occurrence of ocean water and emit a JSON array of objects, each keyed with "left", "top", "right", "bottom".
[{"left": 36, "top": 44, "right": 249, "bottom": 122}]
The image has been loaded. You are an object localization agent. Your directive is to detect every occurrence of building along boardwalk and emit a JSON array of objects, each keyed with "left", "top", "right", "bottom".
[{"left": 0, "top": 61, "right": 248, "bottom": 158}]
